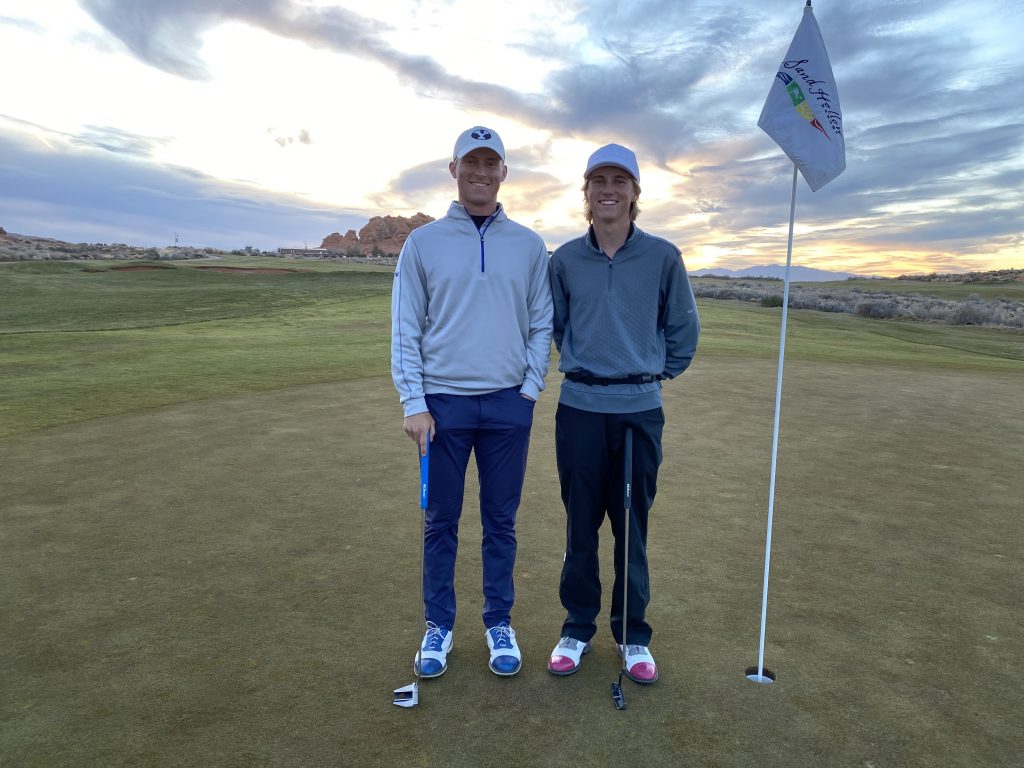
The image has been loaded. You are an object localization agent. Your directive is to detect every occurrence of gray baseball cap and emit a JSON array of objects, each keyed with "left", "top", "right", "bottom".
[
  {"left": 453, "top": 126, "right": 506, "bottom": 161},
  {"left": 584, "top": 143, "right": 640, "bottom": 182}
]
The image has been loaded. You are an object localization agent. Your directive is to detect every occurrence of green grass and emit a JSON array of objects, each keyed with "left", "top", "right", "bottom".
[
  {"left": 1, "top": 257, "right": 1022, "bottom": 767},
  {"left": 0, "top": 258, "right": 394, "bottom": 437},
  {"left": 3, "top": 259, "right": 1021, "bottom": 438},
  {"left": 0, "top": 258, "right": 393, "bottom": 332},
  {"left": 700, "top": 300, "right": 1024, "bottom": 368}
]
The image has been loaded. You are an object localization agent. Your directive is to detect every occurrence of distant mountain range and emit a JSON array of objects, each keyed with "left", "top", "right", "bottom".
[{"left": 691, "top": 264, "right": 862, "bottom": 282}]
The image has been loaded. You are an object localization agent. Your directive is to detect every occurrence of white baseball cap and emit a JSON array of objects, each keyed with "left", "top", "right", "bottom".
[
  {"left": 453, "top": 126, "right": 505, "bottom": 161},
  {"left": 584, "top": 143, "right": 640, "bottom": 182}
]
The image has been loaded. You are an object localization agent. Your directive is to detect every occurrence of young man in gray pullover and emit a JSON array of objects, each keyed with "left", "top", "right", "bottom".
[
  {"left": 391, "top": 126, "right": 553, "bottom": 679},
  {"left": 546, "top": 143, "right": 700, "bottom": 683}
]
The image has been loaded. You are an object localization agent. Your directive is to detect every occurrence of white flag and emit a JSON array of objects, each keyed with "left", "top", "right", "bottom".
[{"left": 758, "top": 4, "right": 845, "bottom": 191}]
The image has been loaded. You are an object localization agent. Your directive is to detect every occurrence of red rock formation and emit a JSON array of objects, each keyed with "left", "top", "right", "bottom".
[
  {"left": 319, "top": 230, "right": 361, "bottom": 252},
  {"left": 319, "top": 213, "right": 433, "bottom": 255}
]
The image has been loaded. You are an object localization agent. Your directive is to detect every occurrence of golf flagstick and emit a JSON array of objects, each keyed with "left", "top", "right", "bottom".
[
  {"left": 393, "top": 442, "right": 429, "bottom": 708},
  {"left": 611, "top": 427, "right": 633, "bottom": 710},
  {"left": 749, "top": 0, "right": 846, "bottom": 685},
  {"left": 746, "top": 166, "right": 799, "bottom": 687}
]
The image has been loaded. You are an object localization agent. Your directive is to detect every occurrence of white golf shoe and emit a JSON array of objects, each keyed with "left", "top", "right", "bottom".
[
  {"left": 485, "top": 624, "right": 522, "bottom": 676},
  {"left": 547, "top": 636, "right": 591, "bottom": 676},
  {"left": 414, "top": 622, "right": 452, "bottom": 678},
  {"left": 616, "top": 643, "right": 658, "bottom": 684}
]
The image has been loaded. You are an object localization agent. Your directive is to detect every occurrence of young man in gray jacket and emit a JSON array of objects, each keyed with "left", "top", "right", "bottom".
[
  {"left": 391, "top": 126, "right": 553, "bottom": 679},
  {"left": 546, "top": 143, "right": 700, "bottom": 683}
]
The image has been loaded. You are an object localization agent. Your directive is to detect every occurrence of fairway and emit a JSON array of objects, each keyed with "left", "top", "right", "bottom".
[{"left": 2, "top": 258, "right": 1021, "bottom": 767}]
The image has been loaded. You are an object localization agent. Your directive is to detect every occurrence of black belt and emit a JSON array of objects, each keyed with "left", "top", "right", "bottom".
[{"left": 565, "top": 371, "right": 658, "bottom": 386}]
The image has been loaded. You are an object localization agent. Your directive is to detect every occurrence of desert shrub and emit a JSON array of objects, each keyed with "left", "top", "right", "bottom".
[
  {"left": 855, "top": 300, "right": 898, "bottom": 319},
  {"left": 691, "top": 282, "right": 765, "bottom": 303},
  {"left": 798, "top": 296, "right": 849, "bottom": 313},
  {"left": 994, "top": 300, "right": 1024, "bottom": 328},
  {"left": 689, "top": 276, "right": 1024, "bottom": 329},
  {"left": 951, "top": 302, "right": 991, "bottom": 326}
]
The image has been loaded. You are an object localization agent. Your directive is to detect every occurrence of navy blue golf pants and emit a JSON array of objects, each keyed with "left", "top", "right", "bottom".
[
  {"left": 555, "top": 404, "right": 665, "bottom": 646},
  {"left": 423, "top": 387, "right": 535, "bottom": 630}
]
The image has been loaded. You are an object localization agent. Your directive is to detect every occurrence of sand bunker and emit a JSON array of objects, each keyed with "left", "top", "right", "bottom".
[
  {"left": 107, "top": 264, "right": 306, "bottom": 274},
  {"left": 192, "top": 266, "right": 307, "bottom": 275}
]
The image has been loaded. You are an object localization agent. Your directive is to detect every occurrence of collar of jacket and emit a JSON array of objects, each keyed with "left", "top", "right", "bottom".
[
  {"left": 448, "top": 200, "right": 507, "bottom": 225},
  {"left": 585, "top": 222, "right": 639, "bottom": 255}
]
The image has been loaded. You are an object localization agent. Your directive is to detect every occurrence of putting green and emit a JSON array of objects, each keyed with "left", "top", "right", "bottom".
[{"left": 1, "top": 259, "right": 1021, "bottom": 765}]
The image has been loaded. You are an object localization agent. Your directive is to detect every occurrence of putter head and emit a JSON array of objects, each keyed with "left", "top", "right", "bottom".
[
  {"left": 392, "top": 682, "right": 418, "bottom": 708},
  {"left": 610, "top": 681, "right": 626, "bottom": 710}
]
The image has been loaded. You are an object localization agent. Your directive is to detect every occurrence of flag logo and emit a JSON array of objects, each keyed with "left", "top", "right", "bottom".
[{"left": 775, "top": 72, "right": 830, "bottom": 140}]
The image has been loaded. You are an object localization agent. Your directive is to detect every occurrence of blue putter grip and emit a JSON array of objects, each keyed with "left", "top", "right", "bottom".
[{"left": 419, "top": 443, "right": 429, "bottom": 510}]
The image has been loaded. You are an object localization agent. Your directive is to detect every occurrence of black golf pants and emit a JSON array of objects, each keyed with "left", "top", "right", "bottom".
[{"left": 555, "top": 403, "right": 664, "bottom": 646}]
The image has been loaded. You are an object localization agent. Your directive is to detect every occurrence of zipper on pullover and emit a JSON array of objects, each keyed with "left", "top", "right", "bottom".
[{"left": 478, "top": 212, "right": 498, "bottom": 273}]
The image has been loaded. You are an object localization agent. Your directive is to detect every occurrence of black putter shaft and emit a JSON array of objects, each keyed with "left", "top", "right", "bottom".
[
  {"left": 611, "top": 427, "right": 633, "bottom": 710},
  {"left": 394, "top": 443, "right": 429, "bottom": 707}
]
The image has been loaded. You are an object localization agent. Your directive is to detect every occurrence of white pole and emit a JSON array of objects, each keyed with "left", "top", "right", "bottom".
[{"left": 754, "top": 162, "right": 799, "bottom": 682}]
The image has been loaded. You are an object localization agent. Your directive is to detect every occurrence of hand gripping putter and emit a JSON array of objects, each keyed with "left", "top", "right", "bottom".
[
  {"left": 393, "top": 443, "right": 429, "bottom": 708},
  {"left": 611, "top": 427, "right": 634, "bottom": 710}
]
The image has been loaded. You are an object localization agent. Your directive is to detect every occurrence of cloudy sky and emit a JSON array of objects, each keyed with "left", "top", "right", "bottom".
[{"left": 2, "top": 0, "right": 1022, "bottom": 276}]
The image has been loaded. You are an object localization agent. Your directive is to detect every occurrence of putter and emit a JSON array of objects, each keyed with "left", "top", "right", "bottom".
[
  {"left": 393, "top": 443, "right": 429, "bottom": 708},
  {"left": 611, "top": 427, "right": 633, "bottom": 711}
]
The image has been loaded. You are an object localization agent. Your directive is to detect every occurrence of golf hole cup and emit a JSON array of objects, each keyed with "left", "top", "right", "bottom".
[{"left": 744, "top": 666, "right": 776, "bottom": 684}]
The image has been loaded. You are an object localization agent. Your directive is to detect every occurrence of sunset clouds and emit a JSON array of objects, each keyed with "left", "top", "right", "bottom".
[{"left": 1, "top": 0, "right": 1021, "bottom": 275}]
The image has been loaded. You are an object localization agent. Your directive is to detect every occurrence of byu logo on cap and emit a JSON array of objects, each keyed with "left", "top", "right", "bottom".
[{"left": 454, "top": 126, "right": 505, "bottom": 161}]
